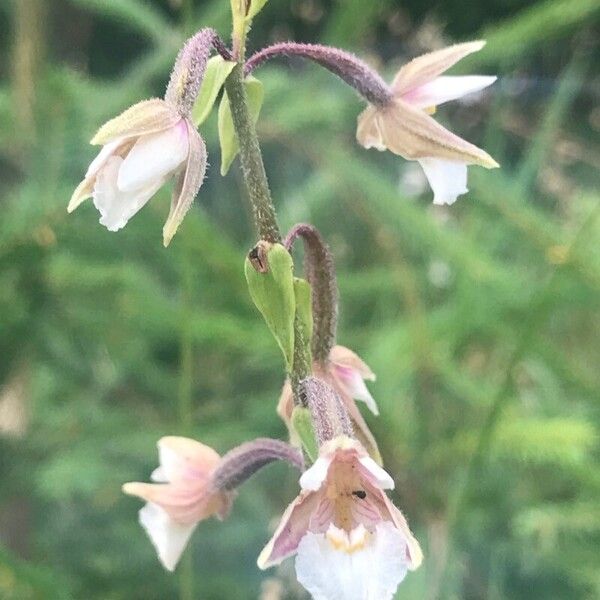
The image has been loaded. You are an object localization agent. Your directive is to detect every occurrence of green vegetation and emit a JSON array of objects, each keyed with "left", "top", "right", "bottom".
[{"left": 0, "top": 0, "right": 599, "bottom": 598}]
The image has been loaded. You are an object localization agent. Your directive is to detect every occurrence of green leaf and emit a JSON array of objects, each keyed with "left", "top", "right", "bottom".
[
  {"left": 244, "top": 243, "right": 295, "bottom": 369},
  {"left": 192, "top": 56, "right": 236, "bottom": 127},
  {"left": 218, "top": 76, "right": 264, "bottom": 176},
  {"left": 247, "top": 0, "right": 269, "bottom": 20},
  {"left": 291, "top": 406, "right": 318, "bottom": 463},
  {"left": 294, "top": 277, "right": 313, "bottom": 345}
]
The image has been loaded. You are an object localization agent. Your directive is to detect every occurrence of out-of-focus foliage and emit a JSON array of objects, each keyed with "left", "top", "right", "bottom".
[{"left": 0, "top": 0, "right": 599, "bottom": 599}]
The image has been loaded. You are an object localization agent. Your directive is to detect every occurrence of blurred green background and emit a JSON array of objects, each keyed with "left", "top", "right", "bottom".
[{"left": 1, "top": 0, "right": 599, "bottom": 598}]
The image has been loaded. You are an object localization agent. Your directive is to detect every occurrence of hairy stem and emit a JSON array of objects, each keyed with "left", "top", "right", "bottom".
[
  {"left": 212, "top": 438, "right": 304, "bottom": 491},
  {"left": 245, "top": 42, "right": 393, "bottom": 106},
  {"left": 285, "top": 224, "right": 338, "bottom": 365},
  {"left": 224, "top": 63, "right": 281, "bottom": 243}
]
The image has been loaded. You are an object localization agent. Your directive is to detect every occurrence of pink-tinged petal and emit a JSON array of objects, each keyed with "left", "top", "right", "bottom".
[
  {"left": 299, "top": 456, "right": 332, "bottom": 491},
  {"left": 295, "top": 522, "right": 411, "bottom": 600},
  {"left": 376, "top": 98, "right": 499, "bottom": 168},
  {"left": 257, "top": 491, "right": 320, "bottom": 569},
  {"left": 117, "top": 121, "right": 189, "bottom": 193},
  {"left": 333, "top": 365, "right": 379, "bottom": 416},
  {"left": 392, "top": 41, "right": 487, "bottom": 96},
  {"left": 356, "top": 105, "right": 386, "bottom": 151},
  {"left": 358, "top": 456, "right": 395, "bottom": 490},
  {"left": 404, "top": 75, "right": 496, "bottom": 109},
  {"left": 378, "top": 493, "right": 423, "bottom": 570},
  {"left": 157, "top": 436, "right": 221, "bottom": 483},
  {"left": 138, "top": 502, "right": 196, "bottom": 571},
  {"left": 163, "top": 121, "right": 207, "bottom": 247},
  {"left": 419, "top": 158, "right": 468, "bottom": 205},
  {"left": 92, "top": 156, "right": 164, "bottom": 231},
  {"left": 329, "top": 346, "right": 375, "bottom": 381},
  {"left": 276, "top": 379, "right": 294, "bottom": 425},
  {"left": 91, "top": 98, "right": 181, "bottom": 146}
]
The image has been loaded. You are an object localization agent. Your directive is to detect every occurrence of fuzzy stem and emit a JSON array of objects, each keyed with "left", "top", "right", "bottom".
[
  {"left": 291, "top": 312, "right": 312, "bottom": 399},
  {"left": 299, "top": 377, "right": 353, "bottom": 446},
  {"left": 285, "top": 224, "right": 338, "bottom": 365},
  {"left": 211, "top": 438, "right": 304, "bottom": 491},
  {"left": 245, "top": 42, "right": 394, "bottom": 107},
  {"left": 224, "top": 63, "right": 281, "bottom": 243},
  {"left": 165, "top": 28, "right": 232, "bottom": 117}
]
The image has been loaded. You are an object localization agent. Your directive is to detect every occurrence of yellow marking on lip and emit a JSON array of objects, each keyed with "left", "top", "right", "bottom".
[{"left": 326, "top": 527, "right": 368, "bottom": 554}]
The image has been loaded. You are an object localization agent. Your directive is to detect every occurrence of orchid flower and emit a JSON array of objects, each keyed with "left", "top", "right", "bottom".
[
  {"left": 246, "top": 39, "right": 498, "bottom": 206},
  {"left": 123, "top": 435, "right": 303, "bottom": 571},
  {"left": 258, "top": 435, "right": 422, "bottom": 600},
  {"left": 278, "top": 345, "right": 380, "bottom": 460},
  {"left": 122, "top": 436, "right": 232, "bottom": 571},
  {"left": 356, "top": 41, "right": 498, "bottom": 205},
  {"left": 68, "top": 101, "right": 205, "bottom": 246},
  {"left": 68, "top": 29, "right": 228, "bottom": 246}
]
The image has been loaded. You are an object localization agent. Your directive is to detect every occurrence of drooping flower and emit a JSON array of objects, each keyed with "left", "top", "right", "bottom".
[
  {"left": 68, "top": 99, "right": 206, "bottom": 246},
  {"left": 356, "top": 41, "right": 498, "bottom": 205},
  {"left": 122, "top": 436, "right": 232, "bottom": 571},
  {"left": 257, "top": 435, "right": 422, "bottom": 600},
  {"left": 68, "top": 29, "right": 226, "bottom": 245},
  {"left": 278, "top": 345, "right": 381, "bottom": 460}
]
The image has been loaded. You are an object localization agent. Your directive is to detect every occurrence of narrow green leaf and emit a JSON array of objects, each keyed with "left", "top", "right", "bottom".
[
  {"left": 218, "top": 76, "right": 264, "bottom": 176},
  {"left": 192, "top": 56, "right": 236, "bottom": 127},
  {"left": 291, "top": 406, "right": 318, "bottom": 463},
  {"left": 244, "top": 243, "right": 295, "bottom": 369}
]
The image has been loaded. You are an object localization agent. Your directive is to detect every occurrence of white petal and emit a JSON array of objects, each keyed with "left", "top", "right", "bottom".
[
  {"left": 299, "top": 457, "right": 331, "bottom": 491},
  {"left": 117, "top": 121, "right": 189, "bottom": 192},
  {"left": 358, "top": 457, "right": 395, "bottom": 490},
  {"left": 418, "top": 158, "right": 468, "bottom": 205},
  {"left": 138, "top": 502, "right": 196, "bottom": 571},
  {"left": 295, "top": 522, "right": 410, "bottom": 600},
  {"left": 92, "top": 156, "right": 164, "bottom": 231},
  {"left": 85, "top": 139, "right": 123, "bottom": 178},
  {"left": 404, "top": 75, "right": 496, "bottom": 109},
  {"left": 337, "top": 368, "right": 379, "bottom": 416}
]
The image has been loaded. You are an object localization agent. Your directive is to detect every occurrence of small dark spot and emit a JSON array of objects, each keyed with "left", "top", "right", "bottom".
[{"left": 352, "top": 490, "right": 366, "bottom": 499}]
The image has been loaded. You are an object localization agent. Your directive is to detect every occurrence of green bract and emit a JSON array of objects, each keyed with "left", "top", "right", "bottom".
[
  {"left": 244, "top": 243, "right": 295, "bottom": 370},
  {"left": 218, "top": 76, "right": 264, "bottom": 176},
  {"left": 247, "top": 0, "right": 270, "bottom": 20},
  {"left": 192, "top": 56, "right": 236, "bottom": 127},
  {"left": 291, "top": 406, "right": 318, "bottom": 463}
]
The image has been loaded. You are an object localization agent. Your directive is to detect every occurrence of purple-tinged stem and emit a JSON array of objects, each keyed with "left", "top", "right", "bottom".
[
  {"left": 211, "top": 438, "right": 304, "bottom": 491},
  {"left": 165, "top": 28, "right": 232, "bottom": 117},
  {"left": 285, "top": 224, "right": 338, "bottom": 365},
  {"left": 299, "top": 377, "right": 353, "bottom": 446},
  {"left": 245, "top": 42, "right": 394, "bottom": 107}
]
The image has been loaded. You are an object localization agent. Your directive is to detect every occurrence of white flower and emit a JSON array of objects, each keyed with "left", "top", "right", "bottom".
[
  {"left": 258, "top": 436, "right": 422, "bottom": 599},
  {"left": 69, "top": 98, "right": 207, "bottom": 246},
  {"left": 357, "top": 41, "right": 498, "bottom": 205},
  {"left": 123, "top": 436, "right": 232, "bottom": 571}
]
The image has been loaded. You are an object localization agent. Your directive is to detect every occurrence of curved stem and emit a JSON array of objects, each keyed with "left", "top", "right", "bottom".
[
  {"left": 212, "top": 438, "right": 304, "bottom": 491},
  {"left": 284, "top": 224, "right": 338, "bottom": 365},
  {"left": 245, "top": 42, "right": 393, "bottom": 107}
]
